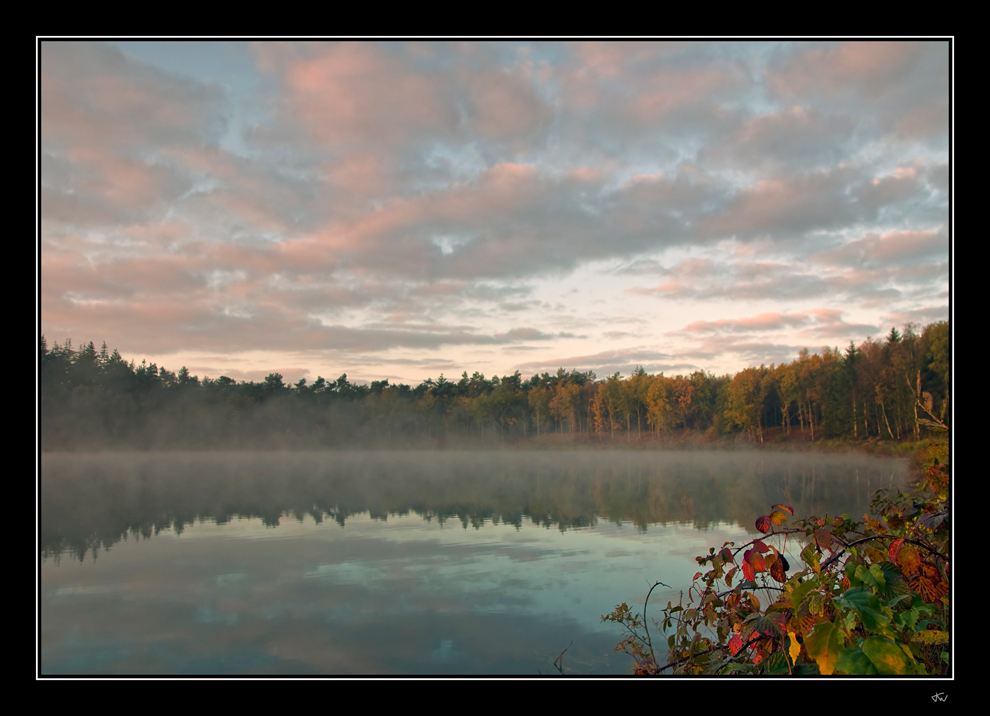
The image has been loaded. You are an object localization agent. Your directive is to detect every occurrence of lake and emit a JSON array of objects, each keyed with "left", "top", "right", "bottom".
[{"left": 39, "top": 449, "right": 909, "bottom": 675}]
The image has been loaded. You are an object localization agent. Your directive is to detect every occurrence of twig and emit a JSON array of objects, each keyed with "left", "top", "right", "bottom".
[
  {"left": 641, "top": 580, "right": 670, "bottom": 662},
  {"left": 659, "top": 634, "right": 766, "bottom": 674},
  {"left": 819, "top": 534, "right": 949, "bottom": 571},
  {"left": 553, "top": 640, "right": 573, "bottom": 675}
]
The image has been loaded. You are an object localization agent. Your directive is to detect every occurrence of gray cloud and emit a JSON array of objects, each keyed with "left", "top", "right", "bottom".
[
  {"left": 40, "top": 41, "right": 950, "bottom": 380},
  {"left": 701, "top": 106, "right": 858, "bottom": 172},
  {"left": 766, "top": 41, "right": 949, "bottom": 144}
]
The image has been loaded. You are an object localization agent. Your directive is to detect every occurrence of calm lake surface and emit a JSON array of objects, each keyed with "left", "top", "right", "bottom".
[{"left": 39, "top": 449, "right": 909, "bottom": 675}]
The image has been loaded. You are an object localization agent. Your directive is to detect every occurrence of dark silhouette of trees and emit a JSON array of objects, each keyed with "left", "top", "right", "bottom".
[{"left": 39, "top": 321, "right": 950, "bottom": 450}]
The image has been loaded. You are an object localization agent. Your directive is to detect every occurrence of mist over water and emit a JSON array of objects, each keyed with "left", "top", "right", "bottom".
[{"left": 40, "top": 449, "right": 909, "bottom": 675}]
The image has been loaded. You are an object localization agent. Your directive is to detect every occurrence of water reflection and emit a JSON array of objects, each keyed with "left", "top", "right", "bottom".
[
  {"left": 40, "top": 450, "right": 907, "bottom": 563},
  {"left": 40, "top": 450, "right": 909, "bottom": 675}
]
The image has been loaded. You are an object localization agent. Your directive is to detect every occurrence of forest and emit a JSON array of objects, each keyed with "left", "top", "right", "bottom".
[{"left": 39, "top": 321, "right": 949, "bottom": 450}]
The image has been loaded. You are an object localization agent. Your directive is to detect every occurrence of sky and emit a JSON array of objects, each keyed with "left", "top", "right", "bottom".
[{"left": 38, "top": 40, "right": 951, "bottom": 386}]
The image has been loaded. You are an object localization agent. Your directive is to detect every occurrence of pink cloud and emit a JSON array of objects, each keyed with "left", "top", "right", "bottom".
[
  {"left": 697, "top": 166, "right": 860, "bottom": 240},
  {"left": 812, "top": 229, "right": 946, "bottom": 267},
  {"left": 897, "top": 99, "right": 949, "bottom": 139},
  {"left": 42, "top": 147, "right": 190, "bottom": 226},
  {"left": 41, "top": 43, "right": 223, "bottom": 151},
  {"left": 562, "top": 42, "right": 746, "bottom": 123},
  {"left": 570, "top": 41, "right": 684, "bottom": 79},
  {"left": 631, "top": 67, "right": 746, "bottom": 122},
  {"left": 569, "top": 166, "right": 601, "bottom": 182},
  {"left": 681, "top": 309, "right": 847, "bottom": 335},
  {"left": 324, "top": 154, "right": 395, "bottom": 197},
  {"left": 254, "top": 42, "right": 457, "bottom": 149},
  {"left": 464, "top": 69, "right": 551, "bottom": 143},
  {"left": 770, "top": 41, "right": 927, "bottom": 97}
]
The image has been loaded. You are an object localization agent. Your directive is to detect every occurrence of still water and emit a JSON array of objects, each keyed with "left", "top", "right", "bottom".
[{"left": 40, "top": 449, "right": 909, "bottom": 675}]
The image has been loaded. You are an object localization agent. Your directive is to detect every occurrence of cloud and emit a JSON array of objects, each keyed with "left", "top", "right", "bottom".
[
  {"left": 812, "top": 228, "right": 948, "bottom": 268},
  {"left": 513, "top": 347, "right": 679, "bottom": 377},
  {"left": 767, "top": 41, "right": 949, "bottom": 143},
  {"left": 701, "top": 106, "right": 858, "bottom": 172},
  {"left": 880, "top": 306, "right": 950, "bottom": 329},
  {"left": 696, "top": 165, "right": 867, "bottom": 241},
  {"left": 493, "top": 328, "right": 571, "bottom": 342},
  {"left": 682, "top": 310, "right": 840, "bottom": 334},
  {"left": 768, "top": 41, "right": 928, "bottom": 98},
  {"left": 41, "top": 42, "right": 227, "bottom": 152},
  {"left": 251, "top": 42, "right": 459, "bottom": 150},
  {"left": 463, "top": 67, "right": 553, "bottom": 146},
  {"left": 562, "top": 41, "right": 749, "bottom": 128},
  {"left": 668, "top": 308, "right": 892, "bottom": 370},
  {"left": 40, "top": 41, "right": 950, "bottom": 384},
  {"left": 250, "top": 42, "right": 554, "bottom": 154}
]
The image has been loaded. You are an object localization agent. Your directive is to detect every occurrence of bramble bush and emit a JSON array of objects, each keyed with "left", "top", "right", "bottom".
[{"left": 603, "top": 449, "right": 950, "bottom": 675}]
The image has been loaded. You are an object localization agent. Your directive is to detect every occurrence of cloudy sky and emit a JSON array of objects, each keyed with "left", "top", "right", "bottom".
[{"left": 39, "top": 40, "right": 951, "bottom": 386}]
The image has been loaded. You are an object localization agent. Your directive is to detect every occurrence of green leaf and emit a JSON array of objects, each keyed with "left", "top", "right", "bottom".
[
  {"left": 835, "top": 586, "right": 892, "bottom": 632},
  {"left": 801, "top": 542, "right": 821, "bottom": 573},
  {"left": 804, "top": 621, "right": 841, "bottom": 675},
  {"left": 836, "top": 647, "right": 880, "bottom": 675},
  {"left": 868, "top": 563, "right": 886, "bottom": 587},
  {"left": 808, "top": 592, "right": 824, "bottom": 616},
  {"left": 723, "top": 661, "right": 757, "bottom": 674},
  {"left": 861, "top": 636, "right": 917, "bottom": 675},
  {"left": 789, "top": 576, "right": 818, "bottom": 608},
  {"left": 878, "top": 562, "right": 912, "bottom": 606},
  {"left": 762, "top": 651, "right": 789, "bottom": 674},
  {"left": 855, "top": 563, "right": 880, "bottom": 588},
  {"left": 898, "top": 607, "right": 921, "bottom": 631},
  {"left": 750, "top": 614, "right": 784, "bottom": 638}
]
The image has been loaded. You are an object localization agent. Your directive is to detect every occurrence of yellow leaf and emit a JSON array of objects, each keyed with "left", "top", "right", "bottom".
[
  {"left": 913, "top": 630, "right": 950, "bottom": 645},
  {"left": 805, "top": 622, "right": 840, "bottom": 676},
  {"left": 788, "top": 631, "right": 801, "bottom": 662}
]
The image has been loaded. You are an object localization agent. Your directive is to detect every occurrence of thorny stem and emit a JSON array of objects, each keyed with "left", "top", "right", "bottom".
[
  {"left": 820, "top": 534, "right": 949, "bottom": 571},
  {"left": 663, "top": 633, "right": 765, "bottom": 675}
]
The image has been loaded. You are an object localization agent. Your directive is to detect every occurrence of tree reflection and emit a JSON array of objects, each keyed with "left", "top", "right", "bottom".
[{"left": 40, "top": 451, "right": 907, "bottom": 562}]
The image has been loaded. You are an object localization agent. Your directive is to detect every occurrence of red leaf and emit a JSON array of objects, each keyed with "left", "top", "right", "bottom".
[
  {"left": 744, "top": 549, "right": 765, "bottom": 577},
  {"left": 720, "top": 547, "right": 735, "bottom": 563},
  {"left": 770, "top": 556, "right": 787, "bottom": 583},
  {"left": 896, "top": 544, "right": 921, "bottom": 577},
  {"left": 742, "top": 559, "right": 755, "bottom": 582},
  {"left": 814, "top": 526, "right": 834, "bottom": 552},
  {"left": 729, "top": 634, "right": 744, "bottom": 656},
  {"left": 752, "top": 539, "right": 769, "bottom": 553},
  {"left": 911, "top": 562, "right": 949, "bottom": 603},
  {"left": 888, "top": 538, "right": 905, "bottom": 562},
  {"left": 693, "top": 572, "right": 703, "bottom": 581},
  {"left": 755, "top": 515, "right": 772, "bottom": 533},
  {"left": 771, "top": 504, "right": 794, "bottom": 515}
]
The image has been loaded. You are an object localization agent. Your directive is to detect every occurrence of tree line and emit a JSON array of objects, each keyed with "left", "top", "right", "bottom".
[{"left": 39, "top": 321, "right": 949, "bottom": 449}]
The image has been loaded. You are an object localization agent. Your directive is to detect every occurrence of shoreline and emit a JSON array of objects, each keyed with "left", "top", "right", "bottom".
[{"left": 40, "top": 426, "right": 945, "bottom": 458}]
